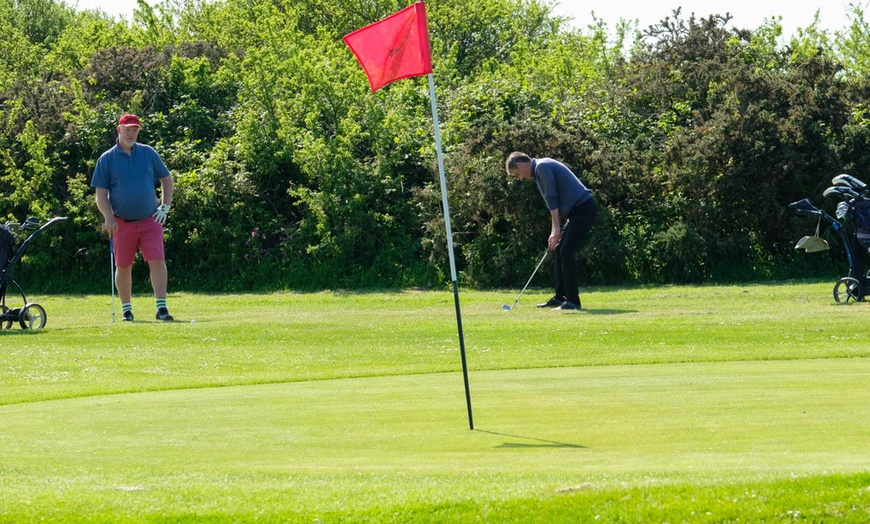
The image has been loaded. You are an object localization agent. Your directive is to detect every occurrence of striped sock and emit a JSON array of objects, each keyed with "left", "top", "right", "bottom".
[
  {"left": 122, "top": 302, "right": 132, "bottom": 314},
  {"left": 156, "top": 298, "right": 167, "bottom": 311}
]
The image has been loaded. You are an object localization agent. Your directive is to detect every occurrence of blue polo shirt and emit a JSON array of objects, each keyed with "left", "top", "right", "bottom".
[
  {"left": 532, "top": 158, "right": 592, "bottom": 218},
  {"left": 91, "top": 142, "right": 171, "bottom": 221}
]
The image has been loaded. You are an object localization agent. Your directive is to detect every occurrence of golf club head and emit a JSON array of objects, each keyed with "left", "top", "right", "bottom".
[
  {"left": 832, "top": 173, "right": 868, "bottom": 193},
  {"left": 823, "top": 186, "right": 859, "bottom": 200},
  {"left": 502, "top": 304, "right": 512, "bottom": 311}
]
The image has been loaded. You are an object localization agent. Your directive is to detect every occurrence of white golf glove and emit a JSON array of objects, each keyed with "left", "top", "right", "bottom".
[
  {"left": 836, "top": 201, "right": 850, "bottom": 220},
  {"left": 153, "top": 203, "right": 171, "bottom": 225}
]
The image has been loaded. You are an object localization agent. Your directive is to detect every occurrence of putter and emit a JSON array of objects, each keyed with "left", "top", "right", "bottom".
[
  {"left": 502, "top": 249, "right": 549, "bottom": 311},
  {"left": 110, "top": 238, "right": 116, "bottom": 323}
]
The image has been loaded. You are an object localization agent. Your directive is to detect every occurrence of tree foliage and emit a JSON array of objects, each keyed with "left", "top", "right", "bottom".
[{"left": 1, "top": 0, "right": 869, "bottom": 292}]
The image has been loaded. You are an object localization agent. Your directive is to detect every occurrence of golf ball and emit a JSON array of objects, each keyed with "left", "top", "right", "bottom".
[{"left": 190, "top": 319, "right": 196, "bottom": 323}]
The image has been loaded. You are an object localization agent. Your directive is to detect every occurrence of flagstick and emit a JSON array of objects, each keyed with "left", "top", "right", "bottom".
[{"left": 427, "top": 73, "right": 474, "bottom": 430}]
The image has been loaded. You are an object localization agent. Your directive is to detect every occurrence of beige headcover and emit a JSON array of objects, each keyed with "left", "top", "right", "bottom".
[{"left": 795, "top": 216, "right": 829, "bottom": 253}]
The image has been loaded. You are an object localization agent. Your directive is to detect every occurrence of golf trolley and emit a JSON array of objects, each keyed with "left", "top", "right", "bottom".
[
  {"left": 0, "top": 216, "right": 67, "bottom": 329},
  {"left": 789, "top": 174, "right": 870, "bottom": 303}
]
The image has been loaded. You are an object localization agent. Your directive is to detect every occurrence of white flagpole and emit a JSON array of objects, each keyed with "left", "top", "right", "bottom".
[{"left": 427, "top": 73, "right": 473, "bottom": 430}]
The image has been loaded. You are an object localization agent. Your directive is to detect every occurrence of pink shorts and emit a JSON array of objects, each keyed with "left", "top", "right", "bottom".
[{"left": 113, "top": 217, "right": 165, "bottom": 266}]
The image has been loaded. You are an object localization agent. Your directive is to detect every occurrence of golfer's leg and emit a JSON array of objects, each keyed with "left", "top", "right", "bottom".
[
  {"left": 147, "top": 259, "right": 168, "bottom": 299},
  {"left": 112, "top": 218, "right": 137, "bottom": 304},
  {"left": 553, "top": 244, "right": 565, "bottom": 301},
  {"left": 116, "top": 265, "right": 133, "bottom": 303},
  {"left": 556, "top": 240, "right": 580, "bottom": 304},
  {"left": 140, "top": 220, "right": 168, "bottom": 300},
  {"left": 559, "top": 204, "right": 597, "bottom": 305}
]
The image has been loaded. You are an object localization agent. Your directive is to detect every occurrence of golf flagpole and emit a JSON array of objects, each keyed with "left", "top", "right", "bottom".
[
  {"left": 343, "top": 1, "right": 473, "bottom": 429},
  {"left": 427, "top": 73, "right": 473, "bottom": 430}
]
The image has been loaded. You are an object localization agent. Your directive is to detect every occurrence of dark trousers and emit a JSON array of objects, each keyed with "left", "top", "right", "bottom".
[{"left": 554, "top": 198, "right": 598, "bottom": 304}]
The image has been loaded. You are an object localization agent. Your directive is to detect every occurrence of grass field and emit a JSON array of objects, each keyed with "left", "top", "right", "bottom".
[{"left": 2, "top": 281, "right": 870, "bottom": 522}]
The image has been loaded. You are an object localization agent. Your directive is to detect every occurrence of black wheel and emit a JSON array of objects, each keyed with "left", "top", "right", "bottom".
[
  {"left": 18, "top": 303, "right": 47, "bottom": 329},
  {"left": 833, "top": 277, "right": 864, "bottom": 303},
  {"left": 1, "top": 305, "right": 12, "bottom": 330}
]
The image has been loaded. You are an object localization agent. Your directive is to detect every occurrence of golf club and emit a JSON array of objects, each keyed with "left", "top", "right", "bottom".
[
  {"left": 110, "top": 238, "right": 116, "bottom": 323},
  {"left": 502, "top": 249, "right": 549, "bottom": 311}
]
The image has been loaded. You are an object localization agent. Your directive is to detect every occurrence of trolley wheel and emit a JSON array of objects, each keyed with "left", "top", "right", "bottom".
[
  {"left": 833, "top": 277, "right": 864, "bottom": 303},
  {"left": 1, "top": 305, "right": 12, "bottom": 330},
  {"left": 18, "top": 303, "right": 47, "bottom": 330}
]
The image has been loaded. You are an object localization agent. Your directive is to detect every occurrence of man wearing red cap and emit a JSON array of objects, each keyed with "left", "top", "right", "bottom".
[{"left": 91, "top": 113, "right": 175, "bottom": 321}]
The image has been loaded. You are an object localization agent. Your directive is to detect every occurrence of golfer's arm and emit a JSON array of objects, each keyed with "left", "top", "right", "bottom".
[
  {"left": 95, "top": 188, "right": 113, "bottom": 220},
  {"left": 549, "top": 208, "right": 561, "bottom": 234},
  {"left": 159, "top": 175, "right": 174, "bottom": 207}
]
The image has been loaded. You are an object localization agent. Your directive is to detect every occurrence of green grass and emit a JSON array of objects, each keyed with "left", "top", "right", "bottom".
[{"left": 2, "top": 281, "right": 870, "bottom": 522}]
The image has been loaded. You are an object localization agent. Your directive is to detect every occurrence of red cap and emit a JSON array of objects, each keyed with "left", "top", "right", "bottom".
[{"left": 118, "top": 113, "right": 141, "bottom": 127}]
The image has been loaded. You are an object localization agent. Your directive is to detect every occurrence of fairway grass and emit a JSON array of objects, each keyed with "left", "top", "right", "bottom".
[{"left": 2, "top": 282, "right": 870, "bottom": 521}]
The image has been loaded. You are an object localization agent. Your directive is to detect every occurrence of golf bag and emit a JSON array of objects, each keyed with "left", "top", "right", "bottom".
[
  {"left": 0, "top": 227, "right": 13, "bottom": 278},
  {"left": 0, "top": 216, "right": 67, "bottom": 329},
  {"left": 852, "top": 198, "right": 870, "bottom": 247},
  {"left": 789, "top": 174, "right": 870, "bottom": 303}
]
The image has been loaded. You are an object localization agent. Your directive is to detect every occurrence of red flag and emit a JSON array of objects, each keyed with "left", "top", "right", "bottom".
[{"left": 343, "top": 2, "right": 433, "bottom": 92}]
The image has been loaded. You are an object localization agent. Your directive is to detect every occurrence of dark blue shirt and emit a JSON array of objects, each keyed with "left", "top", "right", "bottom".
[
  {"left": 91, "top": 142, "right": 171, "bottom": 221},
  {"left": 532, "top": 158, "right": 592, "bottom": 218}
]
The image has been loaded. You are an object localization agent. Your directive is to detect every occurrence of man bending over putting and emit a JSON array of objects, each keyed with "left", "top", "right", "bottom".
[{"left": 505, "top": 151, "right": 598, "bottom": 310}]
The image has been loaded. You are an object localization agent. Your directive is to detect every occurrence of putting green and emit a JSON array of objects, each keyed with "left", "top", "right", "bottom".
[{"left": 3, "top": 357, "right": 868, "bottom": 483}]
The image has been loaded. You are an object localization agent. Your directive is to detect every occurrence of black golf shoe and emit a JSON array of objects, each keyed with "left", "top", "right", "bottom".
[
  {"left": 537, "top": 296, "right": 562, "bottom": 308},
  {"left": 156, "top": 307, "right": 174, "bottom": 321},
  {"left": 554, "top": 300, "right": 581, "bottom": 311},
  {"left": 122, "top": 310, "right": 134, "bottom": 322}
]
